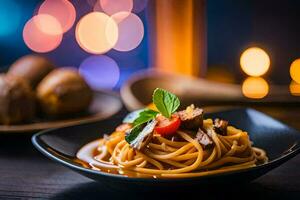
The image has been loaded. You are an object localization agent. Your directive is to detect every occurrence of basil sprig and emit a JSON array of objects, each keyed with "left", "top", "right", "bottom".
[
  {"left": 123, "top": 109, "right": 158, "bottom": 126},
  {"left": 124, "top": 88, "right": 180, "bottom": 148},
  {"left": 132, "top": 109, "right": 159, "bottom": 126},
  {"left": 123, "top": 109, "right": 144, "bottom": 124},
  {"left": 125, "top": 119, "right": 157, "bottom": 149},
  {"left": 152, "top": 88, "right": 180, "bottom": 118},
  {"left": 125, "top": 109, "right": 158, "bottom": 147}
]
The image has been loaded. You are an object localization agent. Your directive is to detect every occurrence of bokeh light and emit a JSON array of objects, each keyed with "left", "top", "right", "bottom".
[
  {"left": 242, "top": 77, "right": 269, "bottom": 99},
  {"left": 289, "top": 81, "right": 300, "bottom": 96},
  {"left": 240, "top": 47, "right": 270, "bottom": 77},
  {"left": 0, "top": 0, "right": 21, "bottom": 37},
  {"left": 23, "top": 14, "right": 63, "bottom": 53},
  {"left": 99, "top": 0, "right": 133, "bottom": 15},
  {"left": 112, "top": 12, "right": 144, "bottom": 51},
  {"left": 32, "top": 13, "right": 63, "bottom": 36},
  {"left": 132, "top": 0, "right": 148, "bottom": 13},
  {"left": 75, "top": 12, "right": 118, "bottom": 54},
  {"left": 79, "top": 55, "right": 120, "bottom": 89},
  {"left": 38, "top": 0, "right": 76, "bottom": 34},
  {"left": 290, "top": 58, "right": 300, "bottom": 84}
]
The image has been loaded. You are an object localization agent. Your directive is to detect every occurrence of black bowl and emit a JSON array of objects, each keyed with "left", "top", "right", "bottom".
[{"left": 32, "top": 108, "right": 300, "bottom": 191}]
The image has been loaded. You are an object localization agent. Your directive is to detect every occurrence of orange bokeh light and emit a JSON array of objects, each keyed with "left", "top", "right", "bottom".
[
  {"left": 242, "top": 77, "right": 269, "bottom": 99},
  {"left": 240, "top": 47, "right": 270, "bottom": 77},
  {"left": 112, "top": 12, "right": 144, "bottom": 51},
  {"left": 290, "top": 58, "right": 300, "bottom": 84},
  {"left": 75, "top": 12, "right": 118, "bottom": 54},
  {"left": 99, "top": 0, "right": 133, "bottom": 15},
  {"left": 289, "top": 81, "right": 300, "bottom": 96},
  {"left": 23, "top": 14, "right": 63, "bottom": 53},
  {"left": 38, "top": 0, "right": 76, "bottom": 33}
]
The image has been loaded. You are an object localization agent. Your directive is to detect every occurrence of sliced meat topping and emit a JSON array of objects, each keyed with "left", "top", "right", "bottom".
[
  {"left": 195, "top": 128, "right": 213, "bottom": 148},
  {"left": 177, "top": 104, "right": 203, "bottom": 130},
  {"left": 125, "top": 119, "right": 157, "bottom": 150},
  {"left": 213, "top": 118, "right": 228, "bottom": 136}
]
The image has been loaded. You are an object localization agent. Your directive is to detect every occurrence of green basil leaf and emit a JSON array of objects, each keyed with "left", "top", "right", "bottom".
[
  {"left": 152, "top": 88, "right": 180, "bottom": 118},
  {"left": 125, "top": 123, "right": 144, "bottom": 144},
  {"left": 133, "top": 109, "right": 158, "bottom": 126},
  {"left": 123, "top": 109, "right": 145, "bottom": 123},
  {"left": 125, "top": 119, "right": 157, "bottom": 149},
  {"left": 123, "top": 109, "right": 158, "bottom": 125}
]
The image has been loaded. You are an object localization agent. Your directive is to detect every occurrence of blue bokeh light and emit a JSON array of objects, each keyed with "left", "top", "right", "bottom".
[{"left": 79, "top": 55, "right": 120, "bottom": 90}]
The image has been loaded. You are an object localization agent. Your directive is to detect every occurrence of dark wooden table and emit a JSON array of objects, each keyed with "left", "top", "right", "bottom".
[{"left": 0, "top": 106, "right": 300, "bottom": 200}]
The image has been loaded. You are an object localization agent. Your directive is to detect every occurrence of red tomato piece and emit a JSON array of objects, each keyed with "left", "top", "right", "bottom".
[{"left": 154, "top": 114, "right": 181, "bottom": 136}]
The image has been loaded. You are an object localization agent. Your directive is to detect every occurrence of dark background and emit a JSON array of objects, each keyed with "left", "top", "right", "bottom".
[
  {"left": 0, "top": 0, "right": 300, "bottom": 85},
  {"left": 207, "top": 0, "right": 300, "bottom": 84}
]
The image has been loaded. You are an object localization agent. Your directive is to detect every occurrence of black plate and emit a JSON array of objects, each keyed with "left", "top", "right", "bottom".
[{"left": 32, "top": 108, "right": 300, "bottom": 191}]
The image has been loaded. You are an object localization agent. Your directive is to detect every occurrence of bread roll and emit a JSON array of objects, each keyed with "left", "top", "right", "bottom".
[
  {"left": 37, "top": 68, "right": 93, "bottom": 116},
  {"left": 0, "top": 74, "right": 35, "bottom": 124},
  {"left": 8, "top": 54, "right": 54, "bottom": 88}
]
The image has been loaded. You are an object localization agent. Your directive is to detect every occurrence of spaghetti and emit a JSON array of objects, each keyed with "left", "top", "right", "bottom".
[
  {"left": 77, "top": 88, "right": 267, "bottom": 178},
  {"left": 77, "top": 118, "right": 268, "bottom": 178}
]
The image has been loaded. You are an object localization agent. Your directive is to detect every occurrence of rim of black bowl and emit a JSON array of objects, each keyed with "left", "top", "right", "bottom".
[{"left": 32, "top": 108, "right": 300, "bottom": 183}]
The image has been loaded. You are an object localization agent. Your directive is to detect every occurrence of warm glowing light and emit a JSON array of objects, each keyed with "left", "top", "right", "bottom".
[
  {"left": 23, "top": 14, "right": 63, "bottom": 53},
  {"left": 240, "top": 47, "right": 270, "bottom": 77},
  {"left": 242, "top": 77, "right": 269, "bottom": 99},
  {"left": 289, "top": 81, "right": 300, "bottom": 96},
  {"left": 132, "top": 0, "right": 148, "bottom": 13},
  {"left": 99, "top": 0, "right": 133, "bottom": 15},
  {"left": 32, "top": 14, "right": 63, "bottom": 36},
  {"left": 290, "top": 58, "right": 300, "bottom": 84},
  {"left": 38, "top": 0, "right": 76, "bottom": 33},
  {"left": 153, "top": 0, "right": 205, "bottom": 76},
  {"left": 112, "top": 12, "right": 144, "bottom": 51},
  {"left": 79, "top": 55, "right": 120, "bottom": 89},
  {"left": 75, "top": 12, "right": 118, "bottom": 54},
  {"left": 0, "top": 0, "right": 21, "bottom": 37}
]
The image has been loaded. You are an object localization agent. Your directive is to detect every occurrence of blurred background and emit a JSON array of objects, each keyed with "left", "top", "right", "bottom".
[{"left": 0, "top": 0, "right": 300, "bottom": 96}]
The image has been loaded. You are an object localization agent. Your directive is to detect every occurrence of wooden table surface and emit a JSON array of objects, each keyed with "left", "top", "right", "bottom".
[{"left": 0, "top": 106, "right": 299, "bottom": 200}]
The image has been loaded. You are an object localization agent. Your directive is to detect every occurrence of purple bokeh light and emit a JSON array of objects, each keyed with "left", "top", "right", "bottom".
[
  {"left": 112, "top": 12, "right": 144, "bottom": 52},
  {"left": 79, "top": 55, "right": 120, "bottom": 90}
]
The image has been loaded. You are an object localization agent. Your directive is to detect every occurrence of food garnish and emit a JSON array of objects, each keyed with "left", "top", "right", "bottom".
[
  {"left": 152, "top": 88, "right": 180, "bottom": 118},
  {"left": 177, "top": 104, "right": 203, "bottom": 130},
  {"left": 196, "top": 128, "right": 213, "bottom": 148},
  {"left": 125, "top": 88, "right": 180, "bottom": 148},
  {"left": 125, "top": 119, "right": 157, "bottom": 150},
  {"left": 213, "top": 118, "right": 228, "bottom": 135},
  {"left": 154, "top": 114, "right": 181, "bottom": 136}
]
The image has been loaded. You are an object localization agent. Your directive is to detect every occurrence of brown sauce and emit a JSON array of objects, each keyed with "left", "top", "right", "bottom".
[{"left": 75, "top": 139, "right": 158, "bottom": 178}]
